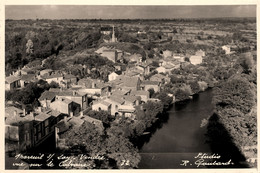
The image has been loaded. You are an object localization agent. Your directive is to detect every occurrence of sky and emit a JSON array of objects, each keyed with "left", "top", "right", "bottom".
[{"left": 5, "top": 5, "right": 256, "bottom": 20}]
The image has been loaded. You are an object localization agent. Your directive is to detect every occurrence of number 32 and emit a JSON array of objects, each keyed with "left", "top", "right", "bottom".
[{"left": 120, "top": 160, "right": 130, "bottom": 166}]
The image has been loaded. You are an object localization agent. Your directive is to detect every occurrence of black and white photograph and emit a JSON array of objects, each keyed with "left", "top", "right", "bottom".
[{"left": 3, "top": 1, "right": 258, "bottom": 171}]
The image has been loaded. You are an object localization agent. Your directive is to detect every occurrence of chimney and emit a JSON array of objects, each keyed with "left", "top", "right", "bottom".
[
  {"left": 80, "top": 111, "right": 83, "bottom": 117},
  {"left": 44, "top": 98, "right": 48, "bottom": 107},
  {"left": 64, "top": 115, "right": 67, "bottom": 122},
  {"left": 92, "top": 82, "right": 96, "bottom": 89},
  {"left": 30, "top": 112, "right": 34, "bottom": 117},
  {"left": 70, "top": 112, "right": 73, "bottom": 117},
  {"left": 13, "top": 110, "right": 17, "bottom": 116},
  {"left": 23, "top": 108, "right": 26, "bottom": 116}
]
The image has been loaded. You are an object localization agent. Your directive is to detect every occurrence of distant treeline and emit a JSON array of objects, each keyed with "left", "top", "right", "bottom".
[{"left": 6, "top": 17, "right": 256, "bottom": 23}]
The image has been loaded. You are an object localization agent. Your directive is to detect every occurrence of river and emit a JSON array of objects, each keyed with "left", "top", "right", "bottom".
[{"left": 138, "top": 89, "right": 214, "bottom": 169}]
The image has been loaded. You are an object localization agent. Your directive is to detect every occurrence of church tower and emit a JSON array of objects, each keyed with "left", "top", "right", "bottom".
[{"left": 111, "top": 25, "right": 117, "bottom": 42}]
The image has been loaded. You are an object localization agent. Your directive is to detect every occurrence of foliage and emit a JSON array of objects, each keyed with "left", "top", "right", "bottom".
[
  {"left": 175, "top": 88, "right": 190, "bottom": 101},
  {"left": 239, "top": 53, "right": 254, "bottom": 74},
  {"left": 5, "top": 80, "right": 51, "bottom": 108},
  {"left": 87, "top": 110, "right": 112, "bottom": 123},
  {"left": 64, "top": 121, "right": 140, "bottom": 168},
  {"left": 189, "top": 81, "right": 200, "bottom": 94},
  {"left": 213, "top": 77, "right": 255, "bottom": 114},
  {"left": 43, "top": 57, "right": 66, "bottom": 70}
]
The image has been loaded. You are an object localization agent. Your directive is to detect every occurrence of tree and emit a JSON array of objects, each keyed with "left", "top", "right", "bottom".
[
  {"left": 175, "top": 89, "right": 190, "bottom": 101},
  {"left": 155, "top": 92, "right": 172, "bottom": 109},
  {"left": 105, "top": 134, "right": 141, "bottom": 169},
  {"left": 213, "top": 77, "right": 255, "bottom": 114},
  {"left": 239, "top": 53, "right": 254, "bottom": 74},
  {"left": 87, "top": 110, "right": 111, "bottom": 123},
  {"left": 64, "top": 121, "right": 140, "bottom": 168},
  {"left": 49, "top": 81, "right": 59, "bottom": 88},
  {"left": 189, "top": 81, "right": 200, "bottom": 94}
]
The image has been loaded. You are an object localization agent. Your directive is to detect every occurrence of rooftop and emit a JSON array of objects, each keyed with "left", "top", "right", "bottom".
[
  {"left": 93, "top": 100, "right": 111, "bottom": 107},
  {"left": 64, "top": 74, "right": 77, "bottom": 80},
  {"left": 42, "top": 73, "right": 63, "bottom": 79},
  {"left": 20, "top": 74, "right": 36, "bottom": 81},
  {"left": 141, "top": 80, "right": 160, "bottom": 85},
  {"left": 54, "top": 97, "right": 73, "bottom": 104},
  {"left": 131, "top": 90, "right": 149, "bottom": 96},
  {"left": 122, "top": 95, "right": 141, "bottom": 103},
  {"left": 34, "top": 112, "right": 51, "bottom": 122},
  {"left": 38, "top": 91, "right": 57, "bottom": 101},
  {"left": 107, "top": 95, "right": 125, "bottom": 105},
  {"left": 6, "top": 75, "right": 21, "bottom": 84},
  {"left": 5, "top": 106, "right": 34, "bottom": 125}
]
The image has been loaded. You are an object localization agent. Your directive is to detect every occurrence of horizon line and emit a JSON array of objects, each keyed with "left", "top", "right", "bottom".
[{"left": 5, "top": 17, "right": 257, "bottom": 20}]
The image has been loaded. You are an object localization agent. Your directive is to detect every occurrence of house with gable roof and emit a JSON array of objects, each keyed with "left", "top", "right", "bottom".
[
  {"left": 92, "top": 100, "right": 111, "bottom": 114},
  {"left": 141, "top": 80, "right": 161, "bottom": 92},
  {"left": 5, "top": 75, "right": 21, "bottom": 90}
]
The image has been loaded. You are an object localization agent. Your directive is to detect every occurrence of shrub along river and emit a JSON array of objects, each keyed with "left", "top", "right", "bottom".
[{"left": 138, "top": 88, "right": 248, "bottom": 169}]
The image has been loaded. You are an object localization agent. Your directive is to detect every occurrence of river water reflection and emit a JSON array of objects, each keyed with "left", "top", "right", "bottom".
[{"left": 138, "top": 89, "right": 214, "bottom": 169}]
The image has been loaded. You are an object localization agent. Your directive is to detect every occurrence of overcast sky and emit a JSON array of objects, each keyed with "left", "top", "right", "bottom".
[{"left": 5, "top": 5, "right": 256, "bottom": 19}]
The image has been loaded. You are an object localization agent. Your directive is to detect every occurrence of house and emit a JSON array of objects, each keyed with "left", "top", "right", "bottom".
[
  {"left": 5, "top": 106, "right": 35, "bottom": 152},
  {"left": 5, "top": 75, "right": 21, "bottom": 90},
  {"left": 5, "top": 106, "right": 64, "bottom": 152},
  {"left": 118, "top": 105, "right": 136, "bottom": 119},
  {"left": 121, "top": 95, "right": 141, "bottom": 106},
  {"left": 100, "top": 50, "right": 118, "bottom": 63},
  {"left": 105, "top": 95, "right": 125, "bottom": 116},
  {"left": 106, "top": 94, "right": 140, "bottom": 119},
  {"left": 15, "top": 68, "right": 31, "bottom": 76},
  {"left": 150, "top": 73, "right": 170, "bottom": 84},
  {"left": 39, "top": 69, "right": 53, "bottom": 76},
  {"left": 77, "top": 78, "right": 111, "bottom": 96},
  {"left": 32, "top": 110, "right": 63, "bottom": 147},
  {"left": 20, "top": 74, "right": 37, "bottom": 88},
  {"left": 156, "top": 64, "right": 175, "bottom": 74},
  {"left": 38, "top": 91, "right": 57, "bottom": 108},
  {"left": 162, "top": 50, "right": 173, "bottom": 58},
  {"left": 190, "top": 56, "right": 203, "bottom": 65},
  {"left": 108, "top": 72, "right": 120, "bottom": 81},
  {"left": 92, "top": 100, "right": 111, "bottom": 114},
  {"left": 42, "top": 72, "right": 64, "bottom": 85},
  {"left": 222, "top": 45, "right": 231, "bottom": 54},
  {"left": 114, "top": 65, "right": 122, "bottom": 72},
  {"left": 195, "top": 49, "right": 206, "bottom": 56},
  {"left": 130, "top": 90, "right": 150, "bottom": 103},
  {"left": 141, "top": 80, "right": 161, "bottom": 93},
  {"left": 62, "top": 74, "right": 77, "bottom": 86},
  {"left": 56, "top": 90, "right": 88, "bottom": 111},
  {"left": 117, "top": 76, "right": 141, "bottom": 91},
  {"left": 136, "top": 63, "right": 151, "bottom": 75},
  {"left": 49, "top": 97, "right": 80, "bottom": 116},
  {"left": 156, "top": 66, "right": 166, "bottom": 74}
]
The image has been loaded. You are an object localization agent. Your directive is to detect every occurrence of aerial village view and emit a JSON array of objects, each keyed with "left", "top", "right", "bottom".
[{"left": 4, "top": 5, "right": 257, "bottom": 169}]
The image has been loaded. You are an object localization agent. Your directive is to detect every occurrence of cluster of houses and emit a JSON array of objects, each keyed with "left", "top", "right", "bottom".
[
  {"left": 155, "top": 49, "right": 205, "bottom": 74},
  {"left": 5, "top": 37, "right": 209, "bottom": 154}
]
